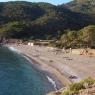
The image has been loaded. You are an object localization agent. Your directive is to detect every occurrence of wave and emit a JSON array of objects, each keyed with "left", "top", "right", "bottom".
[
  {"left": 7, "top": 46, "right": 21, "bottom": 54},
  {"left": 46, "top": 76, "right": 57, "bottom": 91},
  {"left": 6, "top": 45, "right": 59, "bottom": 91}
]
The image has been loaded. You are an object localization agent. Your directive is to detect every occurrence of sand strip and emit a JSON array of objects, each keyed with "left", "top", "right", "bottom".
[{"left": 7, "top": 44, "right": 72, "bottom": 88}]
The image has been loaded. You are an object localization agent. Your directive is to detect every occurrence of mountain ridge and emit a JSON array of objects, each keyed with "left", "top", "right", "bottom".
[
  {"left": 0, "top": 1, "right": 95, "bottom": 39},
  {"left": 64, "top": 0, "right": 95, "bottom": 15}
]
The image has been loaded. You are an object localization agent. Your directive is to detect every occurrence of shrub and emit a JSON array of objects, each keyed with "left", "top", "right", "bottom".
[
  {"left": 82, "top": 77, "right": 95, "bottom": 86},
  {"left": 61, "top": 90, "right": 79, "bottom": 95},
  {"left": 61, "top": 77, "right": 95, "bottom": 95},
  {"left": 69, "top": 82, "right": 84, "bottom": 91},
  {"left": 61, "top": 90, "right": 70, "bottom": 95}
]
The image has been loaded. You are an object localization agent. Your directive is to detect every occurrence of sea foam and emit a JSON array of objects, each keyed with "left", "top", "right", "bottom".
[
  {"left": 46, "top": 76, "right": 57, "bottom": 91},
  {"left": 7, "top": 46, "right": 21, "bottom": 54}
]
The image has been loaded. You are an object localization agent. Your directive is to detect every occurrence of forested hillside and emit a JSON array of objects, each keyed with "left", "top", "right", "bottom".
[
  {"left": 0, "top": 1, "right": 95, "bottom": 39},
  {"left": 65, "top": 0, "right": 95, "bottom": 15}
]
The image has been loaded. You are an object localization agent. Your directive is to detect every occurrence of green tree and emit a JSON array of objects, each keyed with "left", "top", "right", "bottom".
[{"left": 81, "top": 25, "right": 95, "bottom": 48}]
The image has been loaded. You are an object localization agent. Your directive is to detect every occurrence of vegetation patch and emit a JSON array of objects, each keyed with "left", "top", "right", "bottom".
[{"left": 61, "top": 77, "right": 95, "bottom": 95}]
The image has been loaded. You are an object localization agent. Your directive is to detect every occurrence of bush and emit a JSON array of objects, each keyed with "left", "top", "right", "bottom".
[
  {"left": 82, "top": 77, "right": 95, "bottom": 86},
  {"left": 61, "top": 90, "right": 79, "bottom": 95},
  {"left": 61, "top": 91, "right": 70, "bottom": 95},
  {"left": 70, "top": 82, "right": 84, "bottom": 91},
  {"left": 61, "top": 77, "right": 95, "bottom": 95}
]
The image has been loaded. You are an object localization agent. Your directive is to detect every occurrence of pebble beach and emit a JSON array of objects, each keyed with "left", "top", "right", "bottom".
[{"left": 7, "top": 44, "right": 95, "bottom": 89}]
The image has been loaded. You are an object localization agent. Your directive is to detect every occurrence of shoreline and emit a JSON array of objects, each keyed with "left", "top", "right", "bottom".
[
  {"left": 5, "top": 44, "right": 95, "bottom": 95},
  {"left": 22, "top": 53, "right": 63, "bottom": 90},
  {"left": 6, "top": 44, "right": 72, "bottom": 90},
  {"left": 17, "top": 50, "right": 71, "bottom": 89}
]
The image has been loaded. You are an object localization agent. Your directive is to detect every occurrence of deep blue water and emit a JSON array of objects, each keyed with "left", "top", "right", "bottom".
[{"left": 0, "top": 46, "right": 54, "bottom": 95}]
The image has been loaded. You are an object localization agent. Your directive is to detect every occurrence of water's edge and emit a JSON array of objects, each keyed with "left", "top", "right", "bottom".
[{"left": 6, "top": 45, "right": 62, "bottom": 91}]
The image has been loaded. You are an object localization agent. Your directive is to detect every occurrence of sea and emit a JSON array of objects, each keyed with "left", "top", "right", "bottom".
[{"left": 0, "top": 45, "right": 55, "bottom": 95}]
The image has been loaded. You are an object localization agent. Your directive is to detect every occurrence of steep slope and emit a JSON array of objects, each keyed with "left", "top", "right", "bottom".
[
  {"left": 65, "top": 0, "right": 95, "bottom": 15},
  {"left": 0, "top": 1, "right": 55, "bottom": 24}
]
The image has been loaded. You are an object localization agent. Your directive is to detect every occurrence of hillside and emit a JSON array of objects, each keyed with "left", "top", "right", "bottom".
[
  {"left": 65, "top": 0, "right": 95, "bottom": 15},
  {"left": 0, "top": 1, "right": 95, "bottom": 39}
]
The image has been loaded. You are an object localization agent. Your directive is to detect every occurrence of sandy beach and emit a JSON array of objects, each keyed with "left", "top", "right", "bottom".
[{"left": 7, "top": 44, "right": 95, "bottom": 89}]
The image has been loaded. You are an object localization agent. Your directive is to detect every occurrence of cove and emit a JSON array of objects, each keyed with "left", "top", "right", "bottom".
[{"left": 0, "top": 46, "right": 54, "bottom": 95}]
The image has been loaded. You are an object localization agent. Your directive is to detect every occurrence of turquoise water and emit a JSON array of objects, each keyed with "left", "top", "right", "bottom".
[{"left": 0, "top": 46, "right": 54, "bottom": 95}]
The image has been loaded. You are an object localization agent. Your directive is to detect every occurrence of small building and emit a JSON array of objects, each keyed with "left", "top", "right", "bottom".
[{"left": 28, "top": 42, "right": 34, "bottom": 46}]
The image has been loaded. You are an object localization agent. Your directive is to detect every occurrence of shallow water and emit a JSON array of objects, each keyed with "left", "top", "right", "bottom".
[{"left": 0, "top": 46, "right": 54, "bottom": 95}]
